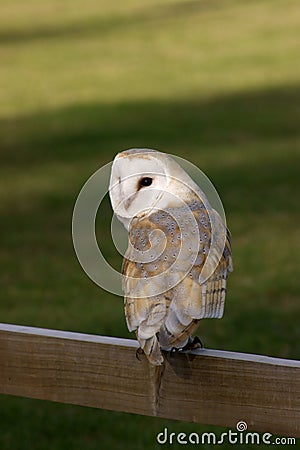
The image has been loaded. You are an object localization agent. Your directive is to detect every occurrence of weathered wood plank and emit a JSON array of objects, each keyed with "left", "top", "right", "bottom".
[{"left": 0, "top": 323, "right": 299, "bottom": 437}]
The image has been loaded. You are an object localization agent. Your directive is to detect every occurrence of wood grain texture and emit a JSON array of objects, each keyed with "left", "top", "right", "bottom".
[{"left": 0, "top": 323, "right": 299, "bottom": 437}]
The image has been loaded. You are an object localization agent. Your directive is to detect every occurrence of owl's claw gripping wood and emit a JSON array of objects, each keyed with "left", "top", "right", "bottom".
[
  {"left": 170, "top": 336, "right": 203, "bottom": 356},
  {"left": 170, "top": 346, "right": 179, "bottom": 353},
  {"left": 182, "top": 336, "right": 203, "bottom": 351},
  {"left": 136, "top": 347, "right": 144, "bottom": 361}
]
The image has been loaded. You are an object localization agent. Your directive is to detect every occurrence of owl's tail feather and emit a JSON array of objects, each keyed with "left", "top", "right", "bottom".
[{"left": 139, "top": 335, "right": 164, "bottom": 366}]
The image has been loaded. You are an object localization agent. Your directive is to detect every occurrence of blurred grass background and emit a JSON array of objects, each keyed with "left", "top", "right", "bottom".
[{"left": 0, "top": 0, "right": 299, "bottom": 448}]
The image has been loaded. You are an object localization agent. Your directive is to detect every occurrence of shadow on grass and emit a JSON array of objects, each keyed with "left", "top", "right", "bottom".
[
  {"left": 0, "top": 0, "right": 220, "bottom": 45},
  {"left": 1, "top": 83, "right": 299, "bottom": 216},
  {"left": 1, "top": 83, "right": 299, "bottom": 165}
]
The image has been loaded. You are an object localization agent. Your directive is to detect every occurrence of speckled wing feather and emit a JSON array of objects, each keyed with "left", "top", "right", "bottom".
[
  {"left": 157, "top": 206, "right": 232, "bottom": 350},
  {"left": 122, "top": 200, "right": 233, "bottom": 365}
]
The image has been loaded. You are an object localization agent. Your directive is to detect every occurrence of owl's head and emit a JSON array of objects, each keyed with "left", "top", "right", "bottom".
[{"left": 109, "top": 148, "right": 199, "bottom": 229}]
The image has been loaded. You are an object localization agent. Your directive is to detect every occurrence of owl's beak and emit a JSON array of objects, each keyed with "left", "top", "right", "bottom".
[{"left": 124, "top": 193, "right": 137, "bottom": 210}]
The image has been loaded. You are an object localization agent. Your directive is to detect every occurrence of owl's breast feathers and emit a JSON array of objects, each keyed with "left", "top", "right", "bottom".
[{"left": 122, "top": 199, "right": 233, "bottom": 365}]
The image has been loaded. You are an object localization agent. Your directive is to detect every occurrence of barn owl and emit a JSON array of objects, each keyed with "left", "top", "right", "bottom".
[{"left": 109, "top": 148, "right": 233, "bottom": 365}]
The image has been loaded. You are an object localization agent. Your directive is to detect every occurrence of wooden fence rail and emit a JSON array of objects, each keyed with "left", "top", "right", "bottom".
[{"left": 0, "top": 323, "right": 299, "bottom": 437}]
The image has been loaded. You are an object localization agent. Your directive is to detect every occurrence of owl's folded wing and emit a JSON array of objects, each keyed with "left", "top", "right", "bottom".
[
  {"left": 198, "top": 225, "right": 233, "bottom": 319},
  {"left": 179, "top": 222, "right": 232, "bottom": 315},
  {"left": 122, "top": 208, "right": 233, "bottom": 356},
  {"left": 159, "top": 225, "right": 233, "bottom": 348}
]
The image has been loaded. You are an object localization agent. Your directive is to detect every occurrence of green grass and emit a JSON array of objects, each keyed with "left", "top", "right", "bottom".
[{"left": 0, "top": 0, "right": 299, "bottom": 448}]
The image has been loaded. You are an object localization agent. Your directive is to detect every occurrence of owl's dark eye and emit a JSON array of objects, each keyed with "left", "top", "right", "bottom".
[{"left": 138, "top": 177, "right": 153, "bottom": 189}]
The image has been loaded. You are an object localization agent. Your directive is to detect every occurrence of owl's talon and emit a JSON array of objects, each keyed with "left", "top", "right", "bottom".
[
  {"left": 136, "top": 347, "right": 144, "bottom": 361},
  {"left": 170, "top": 346, "right": 183, "bottom": 354},
  {"left": 182, "top": 336, "right": 203, "bottom": 351},
  {"left": 192, "top": 336, "right": 203, "bottom": 349}
]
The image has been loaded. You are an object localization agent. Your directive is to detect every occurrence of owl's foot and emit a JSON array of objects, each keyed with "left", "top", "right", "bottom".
[
  {"left": 182, "top": 336, "right": 203, "bottom": 351},
  {"left": 169, "top": 336, "right": 203, "bottom": 356},
  {"left": 136, "top": 347, "right": 144, "bottom": 361},
  {"left": 170, "top": 346, "right": 179, "bottom": 353}
]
